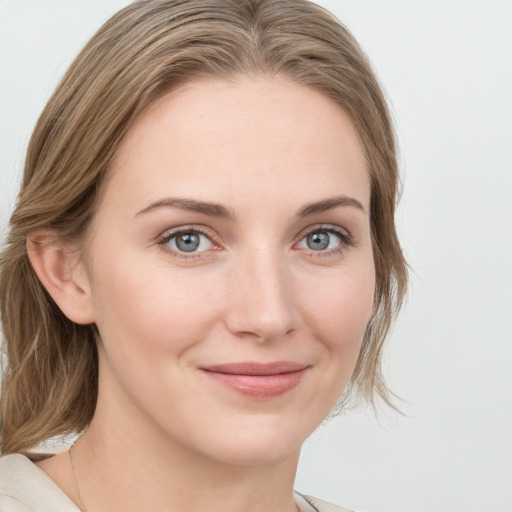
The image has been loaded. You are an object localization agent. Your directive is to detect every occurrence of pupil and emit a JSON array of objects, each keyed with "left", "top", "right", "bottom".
[
  {"left": 176, "top": 233, "right": 200, "bottom": 252},
  {"left": 307, "top": 231, "right": 329, "bottom": 250}
]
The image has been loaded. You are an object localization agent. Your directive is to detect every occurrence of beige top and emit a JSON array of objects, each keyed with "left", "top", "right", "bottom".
[{"left": 0, "top": 454, "right": 353, "bottom": 512}]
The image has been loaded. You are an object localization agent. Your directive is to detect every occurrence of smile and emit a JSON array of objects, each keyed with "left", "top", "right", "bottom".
[{"left": 200, "top": 362, "right": 310, "bottom": 399}]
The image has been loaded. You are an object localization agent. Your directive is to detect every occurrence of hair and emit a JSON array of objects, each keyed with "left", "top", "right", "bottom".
[{"left": 0, "top": 0, "right": 407, "bottom": 454}]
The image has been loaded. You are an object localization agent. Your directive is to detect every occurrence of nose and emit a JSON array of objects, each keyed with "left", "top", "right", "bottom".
[{"left": 224, "top": 248, "right": 298, "bottom": 342}]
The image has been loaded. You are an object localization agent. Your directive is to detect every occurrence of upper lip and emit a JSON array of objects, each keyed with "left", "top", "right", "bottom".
[{"left": 200, "top": 361, "right": 310, "bottom": 376}]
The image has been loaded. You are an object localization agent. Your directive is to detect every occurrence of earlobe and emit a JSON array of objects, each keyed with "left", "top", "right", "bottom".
[{"left": 26, "top": 231, "right": 95, "bottom": 325}]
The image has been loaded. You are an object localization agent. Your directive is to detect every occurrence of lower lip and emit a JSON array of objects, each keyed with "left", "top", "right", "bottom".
[{"left": 202, "top": 368, "right": 309, "bottom": 399}]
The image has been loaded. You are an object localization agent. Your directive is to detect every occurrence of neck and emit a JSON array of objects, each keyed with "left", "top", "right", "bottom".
[{"left": 72, "top": 388, "right": 301, "bottom": 512}]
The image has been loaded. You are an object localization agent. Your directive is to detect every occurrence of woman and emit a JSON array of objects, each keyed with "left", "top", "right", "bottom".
[{"left": 0, "top": 1, "right": 407, "bottom": 511}]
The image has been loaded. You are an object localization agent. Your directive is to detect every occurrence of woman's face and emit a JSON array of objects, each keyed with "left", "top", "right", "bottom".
[{"left": 79, "top": 76, "right": 375, "bottom": 465}]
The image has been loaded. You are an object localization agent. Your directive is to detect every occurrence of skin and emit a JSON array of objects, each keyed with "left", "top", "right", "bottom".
[{"left": 33, "top": 76, "right": 375, "bottom": 512}]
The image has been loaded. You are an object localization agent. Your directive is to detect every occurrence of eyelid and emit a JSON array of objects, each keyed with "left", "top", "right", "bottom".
[
  {"left": 295, "top": 223, "right": 352, "bottom": 241},
  {"left": 157, "top": 224, "right": 218, "bottom": 241}
]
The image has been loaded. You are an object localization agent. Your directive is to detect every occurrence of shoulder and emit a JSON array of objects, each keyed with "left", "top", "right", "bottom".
[
  {"left": 0, "top": 454, "right": 79, "bottom": 512},
  {"left": 298, "top": 492, "right": 357, "bottom": 512},
  {"left": 0, "top": 454, "right": 38, "bottom": 511}
]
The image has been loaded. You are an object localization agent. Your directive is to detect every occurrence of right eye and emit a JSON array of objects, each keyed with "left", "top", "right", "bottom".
[{"left": 159, "top": 229, "right": 214, "bottom": 256}]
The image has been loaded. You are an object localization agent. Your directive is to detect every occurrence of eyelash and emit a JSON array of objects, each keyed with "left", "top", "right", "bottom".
[{"left": 156, "top": 224, "right": 354, "bottom": 260}]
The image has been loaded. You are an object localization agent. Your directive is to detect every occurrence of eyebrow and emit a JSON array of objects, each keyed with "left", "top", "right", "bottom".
[
  {"left": 297, "top": 195, "right": 366, "bottom": 217},
  {"left": 135, "top": 195, "right": 365, "bottom": 219},
  {"left": 136, "top": 198, "right": 235, "bottom": 219}
]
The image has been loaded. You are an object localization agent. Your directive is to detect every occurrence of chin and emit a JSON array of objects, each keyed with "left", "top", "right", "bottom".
[
  {"left": 183, "top": 416, "right": 311, "bottom": 467},
  {"left": 205, "top": 438, "right": 301, "bottom": 467}
]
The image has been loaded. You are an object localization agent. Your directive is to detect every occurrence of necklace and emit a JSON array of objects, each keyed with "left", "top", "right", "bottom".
[{"left": 68, "top": 442, "right": 88, "bottom": 512}]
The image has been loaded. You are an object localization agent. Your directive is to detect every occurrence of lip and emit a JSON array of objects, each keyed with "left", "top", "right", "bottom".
[{"left": 199, "top": 361, "right": 310, "bottom": 399}]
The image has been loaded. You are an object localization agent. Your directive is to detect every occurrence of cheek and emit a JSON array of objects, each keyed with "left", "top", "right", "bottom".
[
  {"left": 292, "top": 261, "right": 375, "bottom": 416},
  {"left": 299, "top": 263, "right": 375, "bottom": 352},
  {"left": 89, "top": 252, "right": 224, "bottom": 360}
]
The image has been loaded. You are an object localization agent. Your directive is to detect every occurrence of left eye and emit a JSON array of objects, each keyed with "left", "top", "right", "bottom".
[
  {"left": 297, "top": 229, "right": 343, "bottom": 251},
  {"left": 166, "top": 231, "right": 213, "bottom": 253}
]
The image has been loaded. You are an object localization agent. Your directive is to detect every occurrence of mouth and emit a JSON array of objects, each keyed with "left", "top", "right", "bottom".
[{"left": 199, "top": 361, "right": 310, "bottom": 399}]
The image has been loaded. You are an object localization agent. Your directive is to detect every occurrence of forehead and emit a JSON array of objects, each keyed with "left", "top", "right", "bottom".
[{"left": 103, "top": 75, "right": 369, "bottom": 215}]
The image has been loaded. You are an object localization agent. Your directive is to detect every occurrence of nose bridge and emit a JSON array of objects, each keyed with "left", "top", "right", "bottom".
[{"left": 225, "top": 245, "right": 297, "bottom": 341}]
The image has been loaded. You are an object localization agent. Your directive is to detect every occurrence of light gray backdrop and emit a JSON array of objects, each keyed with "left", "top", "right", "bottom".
[{"left": 0, "top": 1, "right": 511, "bottom": 511}]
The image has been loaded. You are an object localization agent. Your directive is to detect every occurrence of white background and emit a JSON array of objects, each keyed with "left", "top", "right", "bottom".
[{"left": 1, "top": 1, "right": 511, "bottom": 511}]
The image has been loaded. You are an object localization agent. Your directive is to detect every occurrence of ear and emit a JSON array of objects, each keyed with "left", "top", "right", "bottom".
[{"left": 27, "top": 230, "right": 95, "bottom": 325}]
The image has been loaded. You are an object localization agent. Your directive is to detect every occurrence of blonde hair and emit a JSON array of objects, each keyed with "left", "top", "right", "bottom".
[{"left": 0, "top": 0, "right": 407, "bottom": 454}]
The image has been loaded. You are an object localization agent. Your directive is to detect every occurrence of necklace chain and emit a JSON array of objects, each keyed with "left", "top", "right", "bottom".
[{"left": 69, "top": 442, "right": 87, "bottom": 512}]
